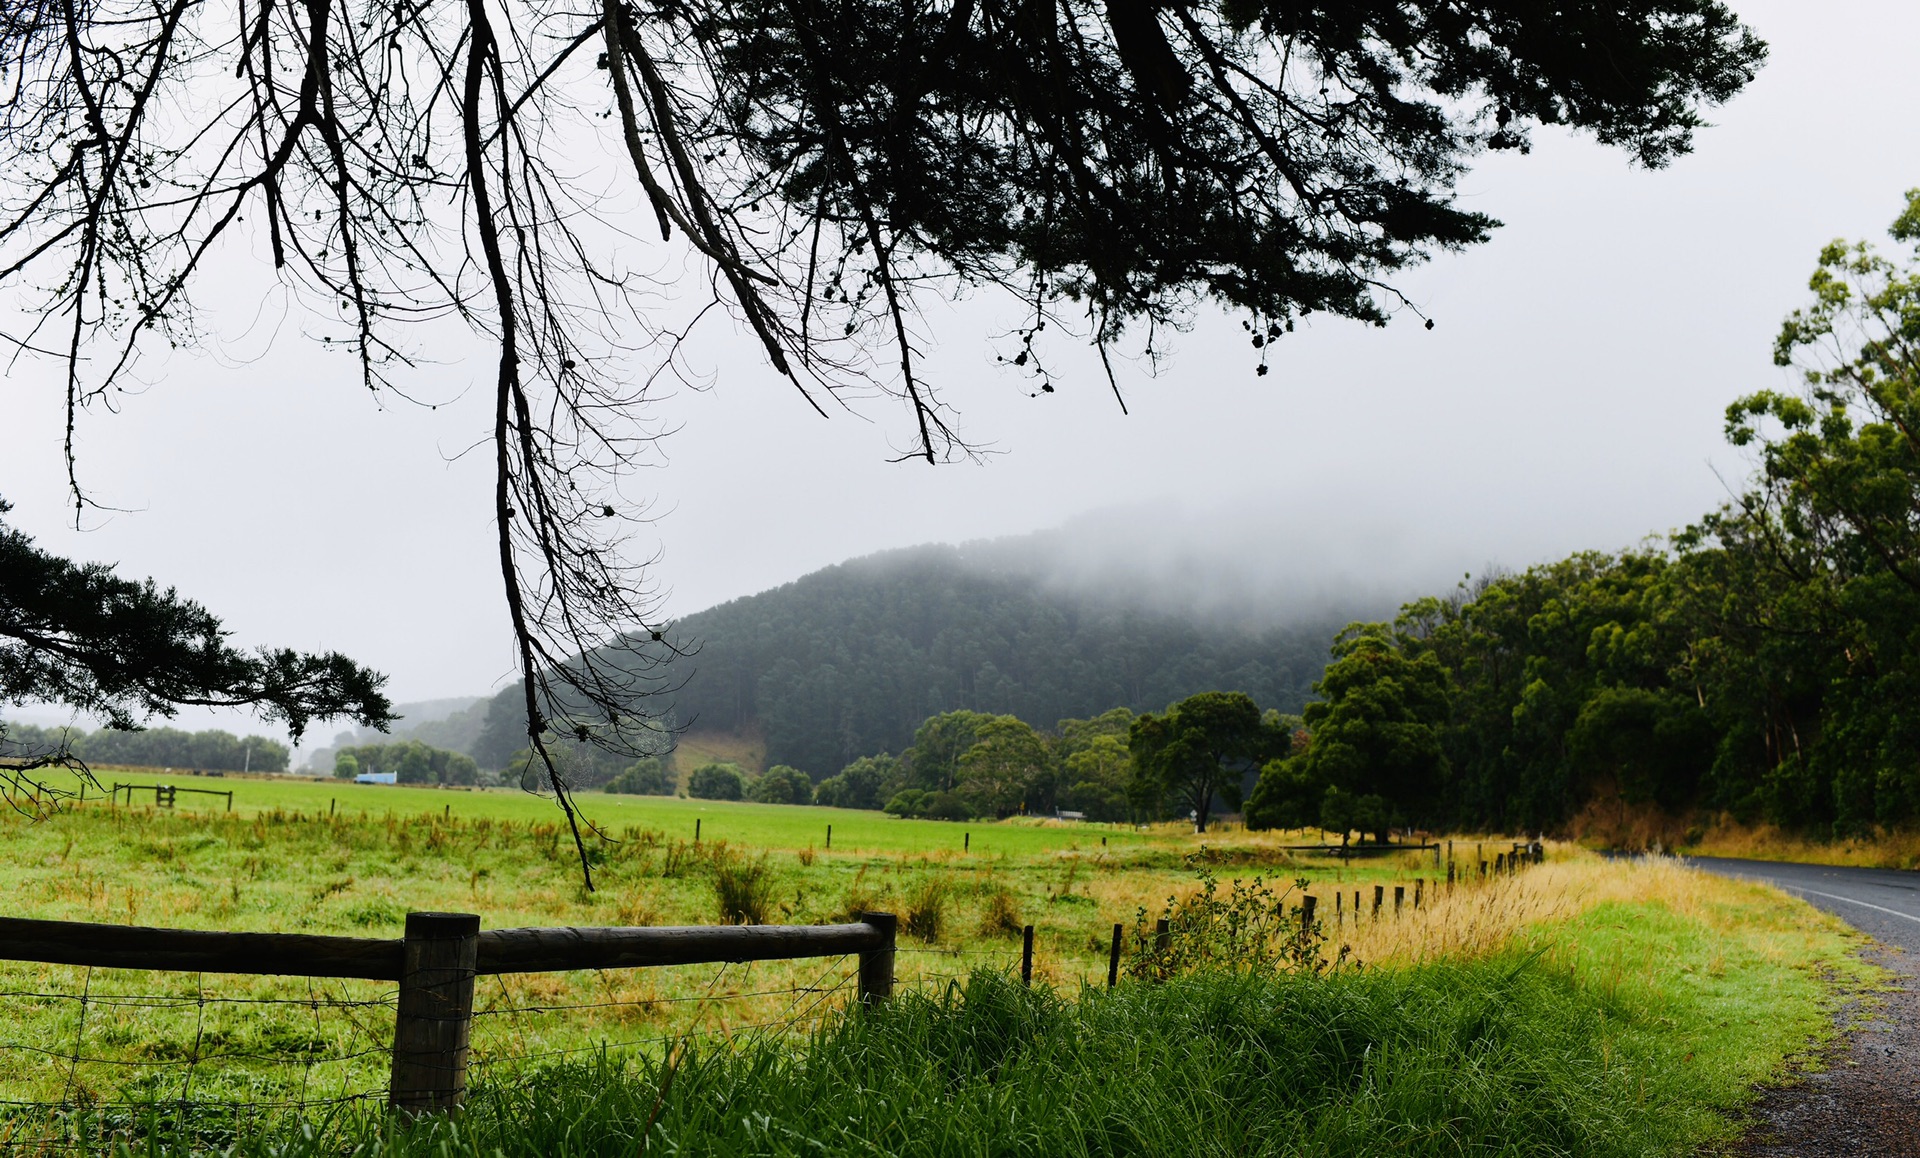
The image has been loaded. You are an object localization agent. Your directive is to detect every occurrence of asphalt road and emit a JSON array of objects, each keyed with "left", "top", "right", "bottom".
[
  {"left": 1688, "top": 855, "right": 1920, "bottom": 1156},
  {"left": 1687, "top": 856, "right": 1920, "bottom": 954}
]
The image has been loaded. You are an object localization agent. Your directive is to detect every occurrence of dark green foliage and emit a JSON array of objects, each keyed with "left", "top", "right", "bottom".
[
  {"left": 517, "top": 548, "right": 1365, "bottom": 776},
  {"left": 1131, "top": 692, "right": 1289, "bottom": 832},
  {"left": 504, "top": 736, "right": 640, "bottom": 790},
  {"left": 884, "top": 788, "right": 972, "bottom": 821},
  {"left": 713, "top": 0, "right": 1761, "bottom": 345},
  {"left": 903, "top": 708, "right": 996, "bottom": 794},
  {"left": 810, "top": 754, "right": 904, "bottom": 810},
  {"left": 955, "top": 715, "right": 1051, "bottom": 817},
  {"left": 0, "top": 721, "right": 291, "bottom": 773},
  {"left": 603, "top": 758, "right": 672, "bottom": 795},
  {"left": 337, "top": 739, "right": 477, "bottom": 786},
  {"left": 687, "top": 763, "right": 748, "bottom": 801},
  {"left": 1248, "top": 627, "right": 1449, "bottom": 838},
  {"left": 747, "top": 765, "right": 815, "bottom": 805}
]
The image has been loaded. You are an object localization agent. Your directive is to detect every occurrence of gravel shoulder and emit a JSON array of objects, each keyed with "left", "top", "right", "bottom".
[{"left": 1690, "top": 857, "right": 1920, "bottom": 1157}]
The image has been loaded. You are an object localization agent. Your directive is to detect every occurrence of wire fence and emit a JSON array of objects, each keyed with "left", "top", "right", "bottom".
[{"left": 0, "top": 845, "right": 1551, "bottom": 1149}]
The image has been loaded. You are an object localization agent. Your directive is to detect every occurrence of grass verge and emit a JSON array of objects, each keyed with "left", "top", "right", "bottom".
[{"left": 50, "top": 857, "right": 1864, "bottom": 1157}]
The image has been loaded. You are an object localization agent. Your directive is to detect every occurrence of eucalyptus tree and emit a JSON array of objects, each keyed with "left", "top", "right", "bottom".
[{"left": 0, "top": 0, "right": 1764, "bottom": 879}]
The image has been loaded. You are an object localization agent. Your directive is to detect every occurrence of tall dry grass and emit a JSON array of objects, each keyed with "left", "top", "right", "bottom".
[
  {"left": 1315, "top": 849, "right": 1735, "bottom": 967},
  {"left": 1681, "top": 819, "right": 1920, "bottom": 870}
]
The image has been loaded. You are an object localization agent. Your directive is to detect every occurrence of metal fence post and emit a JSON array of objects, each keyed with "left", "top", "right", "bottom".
[
  {"left": 389, "top": 912, "right": 479, "bottom": 1114},
  {"left": 857, "top": 911, "right": 897, "bottom": 1005}
]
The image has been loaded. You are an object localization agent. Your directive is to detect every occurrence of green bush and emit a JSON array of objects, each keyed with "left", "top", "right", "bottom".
[
  {"left": 603, "top": 758, "right": 670, "bottom": 795},
  {"left": 812, "top": 754, "right": 903, "bottom": 809},
  {"left": 686, "top": 762, "right": 746, "bottom": 801},
  {"left": 883, "top": 788, "right": 971, "bottom": 821},
  {"left": 747, "top": 765, "right": 813, "bottom": 805}
]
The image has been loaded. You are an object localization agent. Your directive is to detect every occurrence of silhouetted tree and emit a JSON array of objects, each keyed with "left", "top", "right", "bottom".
[{"left": 0, "top": 499, "right": 390, "bottom": 807}]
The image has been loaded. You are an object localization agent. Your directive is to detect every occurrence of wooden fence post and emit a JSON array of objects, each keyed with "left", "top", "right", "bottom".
[
  {"left": 1021, "top": 924, "right": 1034, "bottom": 985},
  {"left": 1414, "top": 879, "right": 1424, "bottom": 909},
  {"left": 1372, "top": 885, "right": 1383, "bottom": 918},
  {"left": 389, "top": 912, "right": 480, "bottom": 1114},
  {"left": 1393, "top": 886, "right": 1404, "bottom": 915},
  {"left": 1301, "top": 895, "right": 1317, "bottom": 936},
  {"left": 825, "top": 824, "right": 831, "bottom": 851},
  {"left": 1107, "top": 923, "right": 1123, "bottom": 988},
  {"left": 1153, "top": 918, "right": 1171, "bottom": 959},
  {"left": 857, "top": 912, "right": 896, "bottom": 1005}
]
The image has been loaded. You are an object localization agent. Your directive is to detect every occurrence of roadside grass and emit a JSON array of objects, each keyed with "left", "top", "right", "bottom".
[
  {"left": 1680, "top": 818, "right": 1920, "bottom": 871},
  {"left": 108, "top": 877, "right": 1864, "bottom": 1157}
]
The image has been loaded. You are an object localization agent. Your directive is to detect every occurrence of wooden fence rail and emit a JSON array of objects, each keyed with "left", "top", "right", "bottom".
[{"left": 0, "top": 911, "right": 898, "bottom": 1113}]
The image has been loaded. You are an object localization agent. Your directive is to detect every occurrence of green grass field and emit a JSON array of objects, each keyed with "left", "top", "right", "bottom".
[
  {"left": 84, "top": 766, "right": 1164, "bottom": 857},
  {"left": 0, "top": 768, "right": 1868, "bottom": 1155}
]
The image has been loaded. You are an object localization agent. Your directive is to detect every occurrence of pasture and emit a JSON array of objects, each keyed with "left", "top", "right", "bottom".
[{"left": 0, "top": 768, "right": 1866, "bottom": 1155}]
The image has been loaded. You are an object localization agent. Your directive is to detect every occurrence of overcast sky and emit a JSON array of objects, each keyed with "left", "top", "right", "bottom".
[{"left": 7, "top": 0, "right": 1919, "bottom": 749}]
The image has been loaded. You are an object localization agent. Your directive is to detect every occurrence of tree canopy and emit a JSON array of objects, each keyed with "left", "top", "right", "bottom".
[{"left": 1130, "top": 690, "right": 1287, "bottom": 832}]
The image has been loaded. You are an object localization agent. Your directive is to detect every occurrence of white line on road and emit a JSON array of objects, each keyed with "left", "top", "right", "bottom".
[{"left": 1762, "top": 883, "right": 1920, "bottom": 926}]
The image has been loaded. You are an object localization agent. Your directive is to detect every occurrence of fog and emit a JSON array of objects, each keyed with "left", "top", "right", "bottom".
[{"left": 4, "top": 0, "right": 1917, "bottom": 759}]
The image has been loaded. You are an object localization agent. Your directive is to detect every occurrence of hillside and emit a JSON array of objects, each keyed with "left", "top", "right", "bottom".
[{"left": 474, "top": 543, "right": 1381, "bottom": 776}]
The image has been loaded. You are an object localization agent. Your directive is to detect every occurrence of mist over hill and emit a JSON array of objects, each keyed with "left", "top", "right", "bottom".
[{"left": 471, "top": 521, "right": 1408, "bottom": 776}]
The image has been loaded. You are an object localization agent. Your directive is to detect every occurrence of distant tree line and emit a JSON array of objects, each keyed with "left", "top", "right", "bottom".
[
  {"left": 631, "top": 694, "right": 1293, "bottom": 833},
  {"left": 333, "top": 740, "right": 478, "bottom": 786},
  {"left": 1244, "top": 194, "right": 1920, "bottom": 841},
  {"left": 0, "top": 721, "right": 289, "bottom": 773}
]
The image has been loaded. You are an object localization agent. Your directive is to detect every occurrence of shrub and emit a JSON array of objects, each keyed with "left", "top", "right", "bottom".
[
  {"left": 712, "top": 849, "right": 775, "bottom": 925},
  {"left": 686, "top": 762, "right": 746, "bottom": 800},
  {"left": 904, "top": 875, "right": 951, "bottom": 942},
  {"left": 604, "top": 758, "right": 670, "bottom": 795},
  {"left": 332, "top": 752, "right": 358, "bottom": 780},
  {"left": 747, "top": 764, "right": 813, "bottom": 805},
  {"left": 885, "top": 789, "right": 973, "bottom": 821},
  {"left": 884, "top": 789, "right": 928, "bottom": 818},
  {"left": 813, "top": 754, "right": 905, "bottom": 810}
]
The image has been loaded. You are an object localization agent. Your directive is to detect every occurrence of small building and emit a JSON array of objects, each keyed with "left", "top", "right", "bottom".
[{"left": 354, "top": 771, "right": 398, "bottom": 785}]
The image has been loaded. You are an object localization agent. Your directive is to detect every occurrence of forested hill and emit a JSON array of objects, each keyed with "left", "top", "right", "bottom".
[{"left": 477, "top": 545, "right": 1376, "bottom": 776}]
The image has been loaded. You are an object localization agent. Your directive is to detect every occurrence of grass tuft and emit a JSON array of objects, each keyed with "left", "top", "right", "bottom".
[
  {"left": 712, "top": 849, "right": 776, "bottom": 925},
  {"left": 904, "top": 874, "right": 951, "bottom": 942}
]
